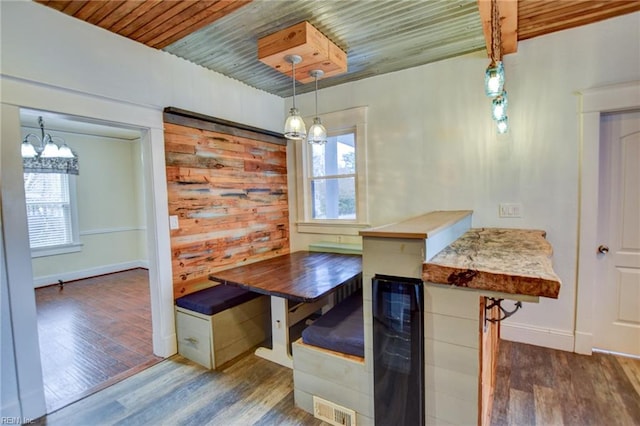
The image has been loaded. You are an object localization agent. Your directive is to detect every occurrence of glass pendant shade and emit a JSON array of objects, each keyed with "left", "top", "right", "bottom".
[
  {"left": 492, "top": 91, "right": 508, "bottom": 121},
  {"left": 21, "top": 141, "right": 37, "bottom": 158},
  {"left": 41, "top": 139, "right": 60, "bottom": 157},
  {"left": 485, "top": 61, "right": 505, "bottom": 97},
  {"left": 57, "top": 144, "right": 75, "bottom": 158},
  {"left": 496, "top": 116, "right": 509, "bottom": 134},
  {"left": 284, "top": 107, "right": 306, "bottom": 140},
  {"left": 307, "top": 69, "right": 327, "bottom": 145},
  {"left": 283, "top": 55, "right": 306, "bottom": 140},
  {"left": 307, "top": 117, "right": 327, "bottom": 144}
]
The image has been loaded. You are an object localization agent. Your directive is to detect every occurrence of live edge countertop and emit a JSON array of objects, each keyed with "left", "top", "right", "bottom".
[{"left": 423, "top": 228, "right": 561, "bottom": 299}]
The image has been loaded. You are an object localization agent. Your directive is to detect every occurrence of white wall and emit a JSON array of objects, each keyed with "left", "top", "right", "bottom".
[
  {"left": 27, "top": 129, "right": 147, "bottom": 287},
  {"left": 0, "top": 0, "right": 284, "bottom": 419},
  {"left": 289, "top": 12, "right": 640, "bottom": 351}
]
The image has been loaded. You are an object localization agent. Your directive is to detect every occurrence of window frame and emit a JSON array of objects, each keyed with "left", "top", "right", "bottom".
[
  {"left": 24, "top": 172, "right": 82, "bottom": 258},
  {"left": 296, "top": 106, "right": 369, "bottom": 235}
]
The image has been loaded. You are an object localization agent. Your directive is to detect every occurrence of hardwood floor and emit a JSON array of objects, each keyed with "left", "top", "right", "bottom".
[
  {"left": 35, "top": 337, "right": 639, "bottom": 425},
  {"left": 490, "top": 340, "right": 640, "bottom": 425},
  {"left": 35, "top": 268, "right": 163, "bottom": 413}
]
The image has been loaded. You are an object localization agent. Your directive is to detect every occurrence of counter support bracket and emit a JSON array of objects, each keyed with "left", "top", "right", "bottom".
[{"left": 484, "top": 297, "right": 522, "bottom": 330}]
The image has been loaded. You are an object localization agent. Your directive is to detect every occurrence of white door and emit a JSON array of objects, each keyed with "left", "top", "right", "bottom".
[{"left": 595, "top": 110, "right": 640, "bottom": 356}]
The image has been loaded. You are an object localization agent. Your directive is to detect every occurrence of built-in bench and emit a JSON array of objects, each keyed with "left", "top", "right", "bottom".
[
  {"left": 175, "top": 284, "right": 270, "bottom": 369},
  {"left": 293, "top": 290, "right": 373, "bottom": 424},
  {"left": 301, "top": 290, "right": 364, "bottom": 357}
]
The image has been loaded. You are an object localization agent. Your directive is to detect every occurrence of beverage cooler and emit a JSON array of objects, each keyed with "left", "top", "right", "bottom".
[{"left": 372, "top": 275, "right": 424, "bottom": 426}]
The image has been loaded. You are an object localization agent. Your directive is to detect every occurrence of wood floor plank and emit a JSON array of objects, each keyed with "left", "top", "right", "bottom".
[
  {"left": 597, "top": 353, "right": 640, "bottom": 424},
  {"left": 253, "top": 391, "right": 325, "bottom": 426},
  {"left": 36, "top": 268, "right": 162, "bottom": 413},
  {"left": 34, "top": 335, "right": 640, "bottom": 426},
  {"left": 507, "top": 388, "right": 536, "bottom": 425},
  {"left": 618, "top": 356, "right": 640, "bottom": 396},
  {"left": 533, "top": 385, "right": 564, "bottom": 426}
]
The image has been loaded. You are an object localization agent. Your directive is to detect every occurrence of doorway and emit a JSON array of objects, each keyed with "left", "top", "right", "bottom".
[
  {"left": 594, "top": 110, "right": 640, "bottom": 356},
  {"left": 19, "top": 110, "right": 161, "bottom": 412}
]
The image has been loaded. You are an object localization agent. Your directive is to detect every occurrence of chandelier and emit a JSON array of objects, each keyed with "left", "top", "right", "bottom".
[{"left": 21, "top": 116, "right": 79, "bottom": 175}]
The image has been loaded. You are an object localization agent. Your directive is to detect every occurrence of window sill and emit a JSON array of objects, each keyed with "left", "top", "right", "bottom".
[
  {"left": 296, "top": 221, "right": 370, "bottom": 235},
  {"left": 31, "top": 243, "right": 83, "bottom": 258}
]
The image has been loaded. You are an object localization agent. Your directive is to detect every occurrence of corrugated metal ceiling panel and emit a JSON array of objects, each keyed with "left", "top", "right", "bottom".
[{"left": 163, "top": 0, "right": 486, "bottom": 97}]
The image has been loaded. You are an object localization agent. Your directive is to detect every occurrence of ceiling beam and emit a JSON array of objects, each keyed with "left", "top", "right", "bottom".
[{"left": 478, "top": 0, "right": 518, "bottom": 58}]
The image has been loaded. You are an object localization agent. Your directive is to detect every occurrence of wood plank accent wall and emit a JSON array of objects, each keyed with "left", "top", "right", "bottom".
[{"left": 164, "top": 109, "right": 290, "bottom": 298}]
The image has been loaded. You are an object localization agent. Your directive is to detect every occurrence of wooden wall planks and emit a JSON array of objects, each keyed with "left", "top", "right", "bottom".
[{"left": 164, "top": 114, "right": 290, "bottom": 298}]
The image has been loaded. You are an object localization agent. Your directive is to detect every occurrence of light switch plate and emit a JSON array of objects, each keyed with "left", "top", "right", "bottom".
[
  {"left": 499, "top": 203, "right": 522, "bottom": 218},
  {"left": 169, "top": 215, "right": 179, "bottom": 230}
]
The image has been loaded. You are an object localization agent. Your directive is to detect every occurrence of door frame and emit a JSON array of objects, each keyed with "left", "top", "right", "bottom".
[
  {"left": 575, "top": 81, "right": 640, "bottom": 355},
  {"left": 1, "top": 76, "right": 176, "bottom": 419}
]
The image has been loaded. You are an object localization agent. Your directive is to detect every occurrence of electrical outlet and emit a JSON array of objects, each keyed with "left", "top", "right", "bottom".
[
  {"left": 169, "top": 215, "right": 179, "bottom": 230},
  {"left": 499, "top": 203, "right": 522, "bottom": 218}
]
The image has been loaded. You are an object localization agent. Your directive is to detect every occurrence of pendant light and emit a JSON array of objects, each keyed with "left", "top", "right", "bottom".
[
  {"left": 283, "top": 54, "right": 306, "bottom": 140},
  {"left": 491, "top": 90, "right": 508, "bottom": 121},
  {"left": 484, "top": 0, "right": 509, "bottom": 134},
  {"left": 307, "top": 69, "right": 327, "bottom": 145},
  {"left": 485, "top": 61, "right": 505, "bottom": 97}
]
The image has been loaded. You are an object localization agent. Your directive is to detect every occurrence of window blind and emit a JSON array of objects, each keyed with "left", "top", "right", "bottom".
[{"left": 24, "top": 173, "right": 73, "bottom": 248}]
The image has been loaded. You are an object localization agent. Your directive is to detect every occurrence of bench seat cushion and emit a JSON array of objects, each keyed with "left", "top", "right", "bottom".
[
  {"left": 301, "top": 290, "right": 364, "bottom": 357},
  {"left": 175, "top": 285, "right": 259, "bottom": 316}
]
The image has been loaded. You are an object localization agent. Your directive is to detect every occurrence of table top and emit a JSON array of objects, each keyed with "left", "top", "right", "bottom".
[
  {"left": 423, "top": 228, "right": 561, "bottom": 298},
  {"left": 208, "top": 251, "right": 362, "bottom": 303}
]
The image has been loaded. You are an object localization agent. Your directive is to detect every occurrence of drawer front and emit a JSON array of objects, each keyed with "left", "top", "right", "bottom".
[{"left": 176, "top": 310, "right": 212, "bottom": 369}]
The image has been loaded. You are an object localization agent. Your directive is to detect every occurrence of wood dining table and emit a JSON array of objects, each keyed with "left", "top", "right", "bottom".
[{"left": 209, "top": 251, "right": 362, "bottom": 368}]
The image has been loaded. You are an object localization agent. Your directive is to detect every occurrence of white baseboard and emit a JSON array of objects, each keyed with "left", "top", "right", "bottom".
[
  {"left": 33, "top": 260, "right": 149, "bottom": 288},
  {"left": 574, "top": 331, "right": 593, "bottom": 355},
  {"left": 500, "top": 322, "right": 575, "bottom": 352}
]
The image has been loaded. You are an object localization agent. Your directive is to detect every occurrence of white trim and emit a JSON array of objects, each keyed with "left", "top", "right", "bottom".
[
  {"left": 574, "top": 331, "right": 593, "bottom": 355},
  {"left": 1, "top": 104, "right": 47, "bottom": 419},
  {"left": 576, "top": 80, "right": 640, "bottom": 355},
  {"left": 500, "top": 322, "right": 575, "bottom": 352},
  {"left": 296, "top": 221, "right": 370, "bottom": 235},
  {"left": 593, "top": 348, "right": 640, "bottom": 360},
  {"left": 80, "top": 226, "right": 146, "bottom": 236},
  {"left": 31, "top": 242, "right": 83, "bottom": 258},
  {"left": 33, "top": 260, "right": 149, "bottom": 288},
  {"left": 1, "top": 75, "right": 176, "bottom": 418},
  {"left": 296, "top": 106, "right": 369, "bottom": 232}
]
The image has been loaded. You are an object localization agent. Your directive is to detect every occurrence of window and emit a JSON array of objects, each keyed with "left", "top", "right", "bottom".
[
  {"left": 297, "top": 106, "right": 369, "bottom": 234},
  {"left": 24, "top": 172, "right": 81, "bottom": 257},
  {"left": 310, "top": 133, "right": 356, "bottom": 220}
]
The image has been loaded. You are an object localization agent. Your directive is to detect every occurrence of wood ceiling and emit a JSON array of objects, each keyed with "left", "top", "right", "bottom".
[
  {"left": 35, "top": 0, "right": 251, "bottom": 49},
  {"left": 36, "top": 0, "right": 640, "bottom": 96}
]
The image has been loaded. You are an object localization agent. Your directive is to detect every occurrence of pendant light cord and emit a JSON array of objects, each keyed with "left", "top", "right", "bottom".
[
  {"left": 314, "top": 75, "right": 319, "bottom": 116},
  {"left": 491, "top": 0, "right": 502, "bottom": 63},
  {"left": 292, "top": 60, "right": 297, "bottom": 109}
]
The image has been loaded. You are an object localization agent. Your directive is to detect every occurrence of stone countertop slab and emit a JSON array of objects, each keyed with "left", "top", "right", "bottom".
[{"left": 423, "top": 228, "right": 561, "bottom": 299}]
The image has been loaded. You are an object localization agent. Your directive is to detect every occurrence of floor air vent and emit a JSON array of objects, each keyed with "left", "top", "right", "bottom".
[{"left": 313, "top": 396, "right": 356, "bottom": 426}]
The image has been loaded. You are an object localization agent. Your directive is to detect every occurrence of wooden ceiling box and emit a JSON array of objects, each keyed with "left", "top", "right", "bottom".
[{"left": 258, "top": 21, "right": 347, "bottom": 83}]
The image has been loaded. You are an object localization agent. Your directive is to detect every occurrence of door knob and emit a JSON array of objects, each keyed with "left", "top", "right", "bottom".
[{"left": 598, "top": 245, "right": 609, "bottom": 254}]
